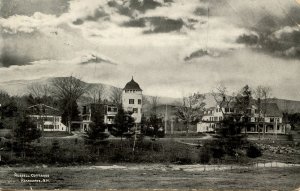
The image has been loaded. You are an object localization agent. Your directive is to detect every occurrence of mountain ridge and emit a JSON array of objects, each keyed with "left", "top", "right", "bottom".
[{"left": 0, "top": 77, "right": 300, "bottom": 113}]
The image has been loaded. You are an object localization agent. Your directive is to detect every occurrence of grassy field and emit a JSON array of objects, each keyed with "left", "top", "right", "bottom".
[
  {"left": 0, "top": 165, "right": 299, "bottom": 190},
  {"left": 42, "top": 131, "right": 73, "bottom": 137},
  {"left": 1, "top": 135, "right": 299, "bottom": 165}
]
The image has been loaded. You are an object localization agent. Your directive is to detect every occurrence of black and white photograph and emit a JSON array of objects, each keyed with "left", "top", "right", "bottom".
[{"left": 0, "top": 0, "right": 300, "bottom": 190}]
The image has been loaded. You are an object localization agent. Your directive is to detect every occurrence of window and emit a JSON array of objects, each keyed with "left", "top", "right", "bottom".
[
  {"left": 138, "top": 99, "right": 142, "bottom": 104},
  {"left": 129, "top": 99, "right": 134, "bottom": 104},
  {"left": 133, "top": 108, "right": 138, "bottom": 113},
  {"left": 230, "top": 108, "right": 234, "bottom": 112},
  {"left": 225, "top": 108, "right": 229, "bottom": 112},
  {"left": 270, "top": 118, "right": 274, "bottom": 123}
]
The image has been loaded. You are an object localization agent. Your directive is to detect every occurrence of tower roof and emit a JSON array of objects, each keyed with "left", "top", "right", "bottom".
[{"left": 123, "top": 77, "right": 142, "bottom": 91}]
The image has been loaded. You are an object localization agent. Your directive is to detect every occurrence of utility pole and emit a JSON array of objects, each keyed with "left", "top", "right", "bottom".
[
  {"left": 164, "top": 104, "right": 168, "bottom": 134},
  {"left": 275, "top": 118, "right": 278, "bottom": 140},
  {"left": 132, "top": 123, "right": 137, "bottom": 153},
  {"left": 171, "top": 118, "right": 174, "bottom": 135}
]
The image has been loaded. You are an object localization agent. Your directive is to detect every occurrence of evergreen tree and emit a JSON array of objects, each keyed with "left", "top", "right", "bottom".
[
  {"left": 84, "top": 122, "right": 109, "bottom": 156},
  {"left": 113, "top": 108, "right": 135, "bottom": 138},
  {"left": 13, "top": 117, "right": 41, "bottom": 158},
  {"left": 61, "top": 100, "right": 81, "bottom": 130}
]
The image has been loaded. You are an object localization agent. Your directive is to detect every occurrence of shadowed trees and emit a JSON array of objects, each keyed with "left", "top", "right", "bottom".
[
  {"left": 84, "top": 122, "right": 109, "bottom": 156},
  {"left": 13, "top": 116, "right": 41, "bottom": 158},
  {"left": 88, "top": 85, "right": 106, "bottom": 104},
  {"left": 113, "top": 107, "right": 135, "bottom": 138},
  {"left": 254, "top": 85, "right": 272, "bottom": 137},
  {"left": 176, "top": 93, "right": 206, "bottom": 135},
  {"left": 110, "top": 88, "right": 123, "bottom": 108},
  {"left": 51, "top": 76, "right": 90, "bottom": 132}
]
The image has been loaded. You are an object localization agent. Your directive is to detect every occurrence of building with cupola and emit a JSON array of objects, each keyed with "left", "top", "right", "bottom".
[{"left": 122, "top": 77, "right": 143, "bottom": 124}]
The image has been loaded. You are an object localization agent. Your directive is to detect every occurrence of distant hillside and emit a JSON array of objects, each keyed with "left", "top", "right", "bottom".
[
  {"left": 1, "top": 77, "right": 299, "bottom": 113},
  {"left": 268, "top": 98, "right": 300, "bottom": 114},
  {"left": 0, "top": 78, "right": 51, "bottom": 96},
  {"left": 0, "top": 77, "right": 181, "bottom": 106}
]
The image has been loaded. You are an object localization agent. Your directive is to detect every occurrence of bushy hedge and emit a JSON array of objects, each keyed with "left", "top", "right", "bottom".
[{"left": 246, "top": 145, "right": 262, "bottom": 158}]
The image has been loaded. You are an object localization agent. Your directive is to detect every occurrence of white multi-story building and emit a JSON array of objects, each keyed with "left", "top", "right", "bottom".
[
  {"left": 81, "top": 103, "right": 118, "bottom": 132},
  {"left": 197, "top": 102, "right": 289, "bottom": 134},
  {"left": 27, "top": 104, "right": 67, "bottom": 132},
  {"left": 122, "top": 77, "right": 143, "bottom": 123}
]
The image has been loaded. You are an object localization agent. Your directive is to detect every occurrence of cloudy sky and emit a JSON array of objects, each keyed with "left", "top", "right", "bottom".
[{"left": 0, "top": 0, "right": 299, "bottom": 100}]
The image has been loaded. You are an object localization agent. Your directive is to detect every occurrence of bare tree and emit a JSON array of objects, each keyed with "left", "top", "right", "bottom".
[
  {"left": 150, "top": 96, "right": 159, "bottom": 115},
  {"left": 87, "top": 85, "right": 105, "bottom": 103},
  {"left": 142, "top": 95, "right": 149, "bottom": 107},
  {"left": 176, "top": 93, "right": 205, "bottom": 135},
  {"left": 27, "top": 83, "right": 51, "bottom": 98},
  {"left": 0, "top": 90, "right": 10, "bottom": 106},
  {"left": 51, "top": 76, "right": 90, "bottom": 132},
  {"left": 254, "top": 85, "right": 272, "bottom": 137},
  {"left": 110, "top": 88, "right": 123, "bottom": 108},
  {"left": 211, "top": 85, "right": 235, "bottom": 115}
]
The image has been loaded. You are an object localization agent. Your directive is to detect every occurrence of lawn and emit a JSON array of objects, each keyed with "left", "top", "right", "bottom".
[
  {"left": 42, "top": 131, "right": 73, "bottom": 137},
  {"left": 0, "top": 165, "right": 299, "bottom": 190}
]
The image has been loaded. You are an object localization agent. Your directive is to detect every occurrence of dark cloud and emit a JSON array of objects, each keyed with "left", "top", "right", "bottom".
[
  {"left": 144, "top": 17, "right": 184, "bottom": 33},
  {"left": 280, "top": 6, "right": 300, "bottom": 27},
  {"left": 0, "top": 0, "right": 69, "bottom": 18},
  {"left": 86, "top": 8, "right": 109, "bottom": 21},
  {"left": 237, "top": 31, "right": 300, "bottom": 59},
  {"left": 184, "top": 49, "right": 225, "bottom": 61},
  {"left": 184, "top": 49, "right": 210, "bottom": 61},
  {"left": 108, "top": 0, "right": 167, "bottom": 17},
  {"left": 122, "top": 16, "right": 185, "bottom": 33},
  {"left": 72, "top": 7, "right": 110, "bottom": 25},
  {"left": 122, "top": 18, "right": 146, "bottom": 27},
  {"left": 194, "top": 7, "right": 208, "bottom": 16},
  {"left": 236, "top": 34, "right": 259, "bottom": 45},
  {"left": 236, "top": 6, "right": 300, "bottom": 60},
  {"left": 108, "top": 1, "right": 134, "bottom": 17},
  {"left": 0, "top": 50, "right": 33, "bottom": 67},
  {"left": 129, "top": 0, "right": 162, "bottom": 12},
  {"left": 81, "top": 54, "right": 117, "bottom": 66},
  {"left": 73, "top": 19, "right": 84, "bottom": 25}
]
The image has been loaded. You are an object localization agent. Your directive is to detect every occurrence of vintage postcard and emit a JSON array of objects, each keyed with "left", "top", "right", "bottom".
[{"left": 0, "top": 0, "right": 300, "bottom": 190}]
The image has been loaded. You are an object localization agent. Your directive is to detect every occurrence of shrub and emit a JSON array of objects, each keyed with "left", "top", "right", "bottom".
[
  {"left": 287, "top": 134, "right": 294, "bottom": 142},
  {"left": 199, "top": 147, "right": 211, "bottom": 164},
  {"left": 211, "top": 147, "right": 225, "bottom": 159},
  {"left": 4, "top": 133, "right": 12, "bottom": 139},
  {"left": 246, "top": 145, "right": 262, "bottom": 158}
]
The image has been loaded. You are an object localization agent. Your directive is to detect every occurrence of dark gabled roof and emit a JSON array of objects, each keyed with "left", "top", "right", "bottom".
[
  {"left": 27, "top": 104, "right": 61, "bottom": 116},
  {"left": 123, "top": 77, "right": 142, "bottom": 91},
  {"left": 265, "top": 103, "right": 283, "bottom": 117}
]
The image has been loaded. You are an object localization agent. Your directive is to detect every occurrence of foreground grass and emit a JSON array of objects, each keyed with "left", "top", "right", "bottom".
[{"left": 0, "top": 165, "right": 299, "bottom": 190}]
